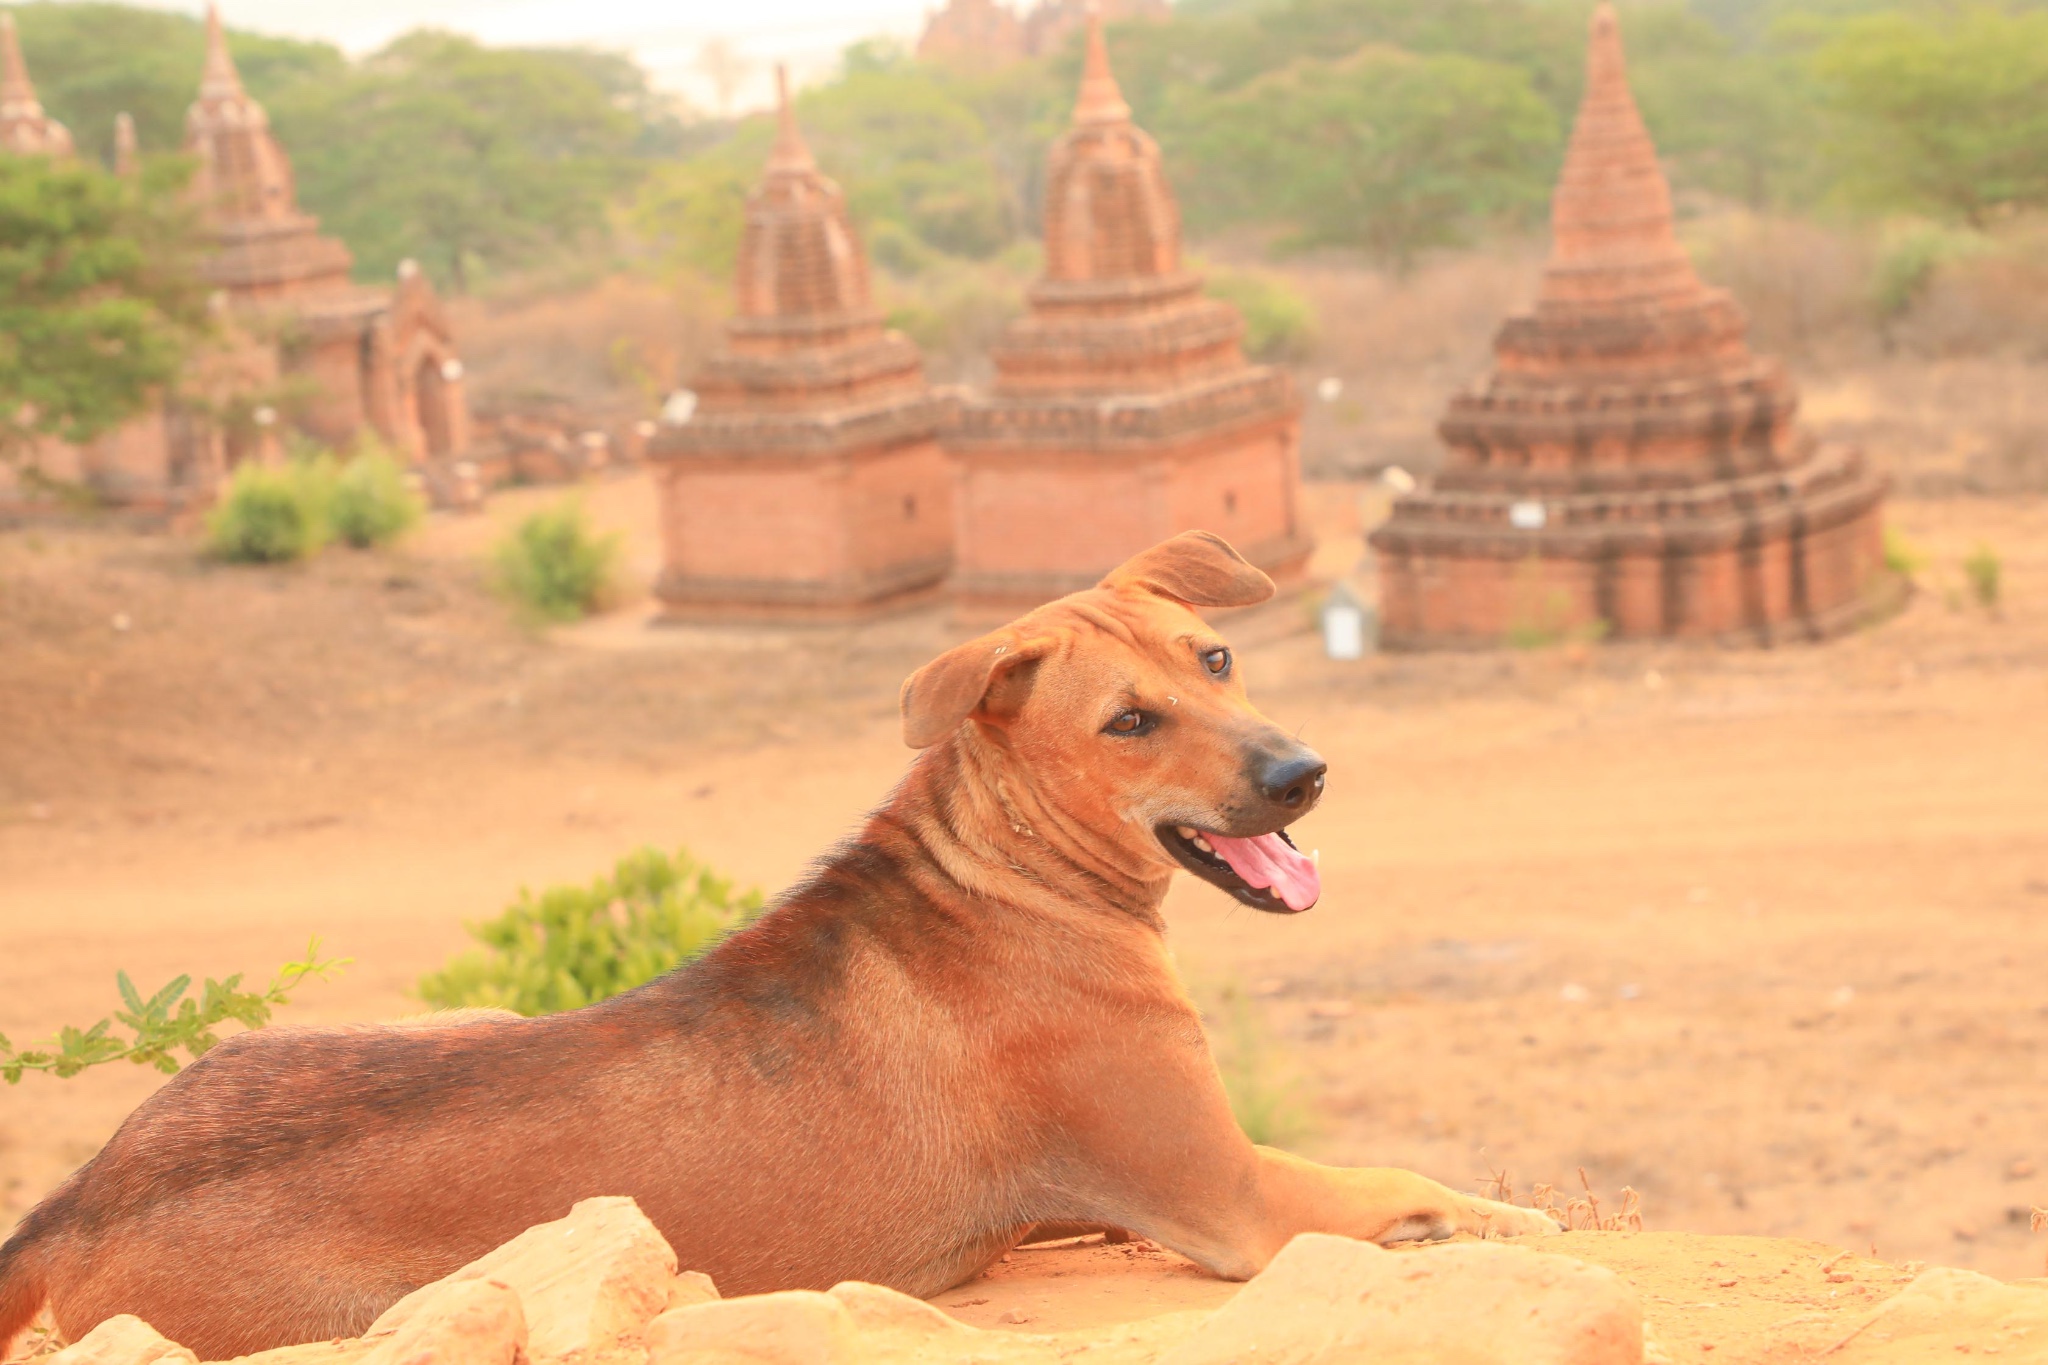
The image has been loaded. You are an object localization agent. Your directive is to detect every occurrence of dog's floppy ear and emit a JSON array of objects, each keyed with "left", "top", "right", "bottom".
[
  {"left": 900, "top": 632, "right": 1053, "bottom": 749},
  {"left": 1100, "top": 530, "right": 1275, "bottom": 608}
]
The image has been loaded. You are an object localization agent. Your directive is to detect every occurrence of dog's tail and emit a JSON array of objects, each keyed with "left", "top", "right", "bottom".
[{"left": 0, "top": 1222, "right": 52, "bottom": 1361}]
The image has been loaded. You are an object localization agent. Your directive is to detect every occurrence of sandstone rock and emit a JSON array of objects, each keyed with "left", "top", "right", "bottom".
[
  {"left": 367, "top": 1198, "right": 676, "bottom": 1365},
  {"left": 665, "top": 1277, "right": 720, "bottom": 1313},
  {"left": 211, "top": 1340, "right": 376, "bottom": 1365},
  {"left": 360, "top": 1280, "right": 526, "bottom": 1365},
  {"left": 1830, "top": 1267, "right": 2048, "bottom": 1363},
  {"left": 644, "top": 1290, "right": 853, "bottom": 1365},
  {"left": 1156, "top": 1232, "right": 1643, "bottom": 1365},
  {"left": 643, "top": 1282, "right": 991, "bottom": 1365},
  {"left": 46, "top": 1316, "right": 197, "bottom": 1365}
]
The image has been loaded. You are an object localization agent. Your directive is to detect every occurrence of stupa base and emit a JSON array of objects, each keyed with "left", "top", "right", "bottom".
[
  {"left": 654, "top": 556, "right": 952, "bottom": 625},
  {"left": 950, "top": 530, "right": 1313, "bottom": 623},
  {"left": 1372, "top": 448, "right": 1893, "bottom": 649}
]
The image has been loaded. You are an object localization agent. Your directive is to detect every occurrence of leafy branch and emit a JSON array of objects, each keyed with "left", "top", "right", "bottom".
[{"left": 0, "top": 939, "right": 349, "bottom": 1084}]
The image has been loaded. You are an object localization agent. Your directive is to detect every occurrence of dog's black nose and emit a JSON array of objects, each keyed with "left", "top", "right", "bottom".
[{"left": 1259, "top": 751, "right": 1327, "bottom": 812}]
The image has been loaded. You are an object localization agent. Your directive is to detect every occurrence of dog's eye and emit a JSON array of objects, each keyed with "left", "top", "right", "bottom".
[
  {"left": 1202, "top": 648, "right": 1231, "bottom": 677},
  {"left": 1105, "top": 709, "right": 1150, "bottom": 735}
]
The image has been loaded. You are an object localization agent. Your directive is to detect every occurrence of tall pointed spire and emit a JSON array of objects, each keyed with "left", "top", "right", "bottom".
[
  {"left": 199, "top": 3, "right": 245, "bottom": 101},
  {"left": 1038, "top": 9, "right": 1176, "bottom": 283},
  {"left": 766, "top": 65, "right": 814, "bottom": 174},
  {"left": 1, "top": 14, "right": 30, "bottom": 109},
  {"left": 113, "top": 111, "right": 138, "bottom": 176},
  {"left": 731, "top": 62, "right": 868, "bottom": 322},
  {"left": 1539, "top": 3, "right": 1700, "bottom": 309},
  {"left": 1, "top": 12, "right": 74, "bottom": 157},
  {"left": 1071, "top": 10, "right": 1130, "bottom": 126}
]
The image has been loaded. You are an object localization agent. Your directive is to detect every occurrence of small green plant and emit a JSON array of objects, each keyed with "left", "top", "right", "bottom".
[
  {"left": 329, "top": 442, "right": 425, "bottom": 548},
  {"left": 1882, "top": 525, "right": 1925, "bottom": 581},
  {"left": 1963, "top": 543, "right": 2002, "bottom": 612},
  {"left": 492, "top": 499, "right": 621, "bottom": 622},
  {"left": 418, "top": 847, "right": 764, "bottom": 1016},
  {"left": 1, "top": 940, "right": 348, "bottom": 1082},
  {"left": 1206, "top": 983, "right": 1315, "bottom": 1148},
  {"left": 206, "top": 458, "right": 334, "bottom": 563}
]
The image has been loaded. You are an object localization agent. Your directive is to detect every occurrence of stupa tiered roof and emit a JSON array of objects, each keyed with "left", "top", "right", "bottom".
[
  {"left": 1370, "top": 4, "right": 1890, "bottom": 647},
  {"left": 943, "top": 17, "right": 1306, "bottom": 613},
  {"left": 1, "top": 14, "right": 75, "bottom": 157},
  {"left": 183, "top": 4, "right": 354, "bottom": 303},
  {"left": 649, "top": 70, "right": 954, "bottom": 620},
  {"left": 969, "top": 16, "right": 1279, "bottom": 418},
  {"left": 674, "top": 68, "right": 942, "bottom": 453}
]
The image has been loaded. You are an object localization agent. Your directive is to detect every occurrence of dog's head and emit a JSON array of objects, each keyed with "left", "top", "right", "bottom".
[{"left": 901, "top": 532, "right": 1324, "bottom": 913}]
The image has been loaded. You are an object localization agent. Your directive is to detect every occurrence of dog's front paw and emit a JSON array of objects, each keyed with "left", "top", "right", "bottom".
[{"left": 1464, "top": 1196, "right": 1563, "bottom": 1239}]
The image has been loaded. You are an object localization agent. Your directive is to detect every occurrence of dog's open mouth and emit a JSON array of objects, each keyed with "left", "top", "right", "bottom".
[{"left": 1159, "top": 823, "right": 1320, "bottom": 913}]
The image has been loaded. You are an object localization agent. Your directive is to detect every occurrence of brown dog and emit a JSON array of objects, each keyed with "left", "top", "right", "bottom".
[{"left": 0, "top": 532, "right": 1552, "bottom": 1360}]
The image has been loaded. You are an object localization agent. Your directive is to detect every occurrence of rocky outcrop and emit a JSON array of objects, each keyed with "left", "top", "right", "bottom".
[
  {"left": 29, "top": 1198, "right": 2048, "bottom": 1365},
  {"left": 45, "top": 1318, "right": 197, "bottom": 1365},
  {"left": 1157, "top": 1233, "right": 1642, "bottom": 1365},
  {"left": 365, "top": 1198, "right": 677, "bottom": 1365},
  {"left": 1830, "top": 1267, "right": 2048, "bottom": 1363}
]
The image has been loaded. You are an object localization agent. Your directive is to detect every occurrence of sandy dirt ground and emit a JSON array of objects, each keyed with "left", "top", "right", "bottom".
[
  {"left": 3, "top": 476, "right": 2045, "bottom": 1305},
  {"left": 936, "top": 1229, "right": 1963, "bottom": 1363}
]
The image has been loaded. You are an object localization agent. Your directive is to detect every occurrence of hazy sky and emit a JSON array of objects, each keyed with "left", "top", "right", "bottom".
[{"left": 102, "top": 0, "right": 930, "bottom": 110}]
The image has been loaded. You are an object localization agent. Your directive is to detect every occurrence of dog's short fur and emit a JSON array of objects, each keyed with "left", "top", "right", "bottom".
[{"left": 0, "top": 533, "right": 1552, "bottom": 1360}]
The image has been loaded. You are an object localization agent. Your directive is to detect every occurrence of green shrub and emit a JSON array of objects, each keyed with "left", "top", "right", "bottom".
[
  {"left": 2, "top": 940, "right": 347, "bottom": 1083},
  {"left": 492, "top": 500, "right": 621, "bottom": 622},
  {"left": 206, "top": 458, "right": 333, "bottom": 563},
  {"left": 329, "top": 445, "right": 425, "bottom": 548},
  {"left": 1203, "top": 265, "right": 1318, "bottom": 363},
  {"left": 1964, "top": 543, "right": 2002, "bottom": 611},
  {"left": 1882, "top": 525, "right": 1925, "bottom": 580},
  {"left": 418, "top": 847, "right": 763, "bottom": 1016}
]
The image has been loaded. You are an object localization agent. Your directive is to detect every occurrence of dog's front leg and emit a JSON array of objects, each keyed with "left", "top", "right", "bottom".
[{"left": 1250, "top": 1145, "right": 1560, "bottom": 1251}]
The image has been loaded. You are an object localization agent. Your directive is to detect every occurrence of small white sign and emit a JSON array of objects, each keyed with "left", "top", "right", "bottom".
[
  {"left": 661, "top": 390, "right": 699, "bottom": 425},
  {"left": 1509, "top": 500, "right": 1548, "bottom": 530},
  {"left": 1321, "top": 583, "right": 1369, "bottom": 660},
  {"left": 1315, "top": 376, "right": 1343, "bottom": 403}
]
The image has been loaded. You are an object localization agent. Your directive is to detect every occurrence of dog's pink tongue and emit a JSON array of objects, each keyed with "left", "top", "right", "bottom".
[{"left": 1205, "top": 832, "right": 1320, "bottom": 911}]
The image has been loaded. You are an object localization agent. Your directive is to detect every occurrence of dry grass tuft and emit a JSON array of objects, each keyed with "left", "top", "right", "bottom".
[{"left": 1481, "top": 1162, "right": 1644, "bottom": 1233}]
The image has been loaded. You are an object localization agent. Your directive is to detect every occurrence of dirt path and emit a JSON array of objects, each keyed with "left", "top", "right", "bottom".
[{"left": 3, "top": 483, "right": 2044, "bottom": 1284}]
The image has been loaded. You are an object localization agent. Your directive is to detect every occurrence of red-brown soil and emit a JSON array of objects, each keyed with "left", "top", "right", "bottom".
[{"left": 3, "top": 478, "right": 2045, "bottom": 1305}]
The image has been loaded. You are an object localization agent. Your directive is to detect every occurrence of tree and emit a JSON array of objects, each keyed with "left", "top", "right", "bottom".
[
  {"left": 265, "top": 30, "right": 645, "bottom": 290},
  {"left": 799, "top": 66, "right": 1016, "bottom": 259},
  {"left": 0, "top": 156, "right": 207, "bottom": 465},
  {"left": 628, "top": 156, "right": 753, "bottom": 283},
  {"left": 1181, "top": 46, "right": 1560, "bottom": 268},
  {"left": 9, "top": 4, "right": 342, "bottom": 166},
  {"left": 1813, "top": 6, "right": 2048, "bottom": 225},
  {"left": 633, "top": 56, "right": 1025, "bottom": 283}
]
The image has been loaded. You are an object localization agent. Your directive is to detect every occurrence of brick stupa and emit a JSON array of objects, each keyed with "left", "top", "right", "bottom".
[
  {"left": 1371, "top": 5, "right": 1888, "bottom": 648},
  {"left": 648, "top": 70, "right": 953, "bottom": 621},
  {"left": 185, "top": 5, "right": 469, "bottom": 465},
  {"left": 0, "top": 13, "right": 72, "bottom": 156},
  {"left": 944, "top": 17, "right": 1307, "bottom": 615}
]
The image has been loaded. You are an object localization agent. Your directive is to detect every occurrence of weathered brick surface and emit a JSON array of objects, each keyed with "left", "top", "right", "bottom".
[
  {"left": 944, "top": 18, "right": 1307, "bottom": 617},
  {"left": 182, "top": 6, "right": 469, "bottom": 473},
  {"left": 1371, "top": 4, "right": 1889, "bottom": 648},
  {"left": 648, "top": 71, "right": 953, "bottom": 621}
]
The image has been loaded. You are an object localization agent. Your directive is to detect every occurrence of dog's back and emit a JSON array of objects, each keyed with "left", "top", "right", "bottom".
[{"left": 0, "top": 816, "right": 1104, "bottom": 1359}]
